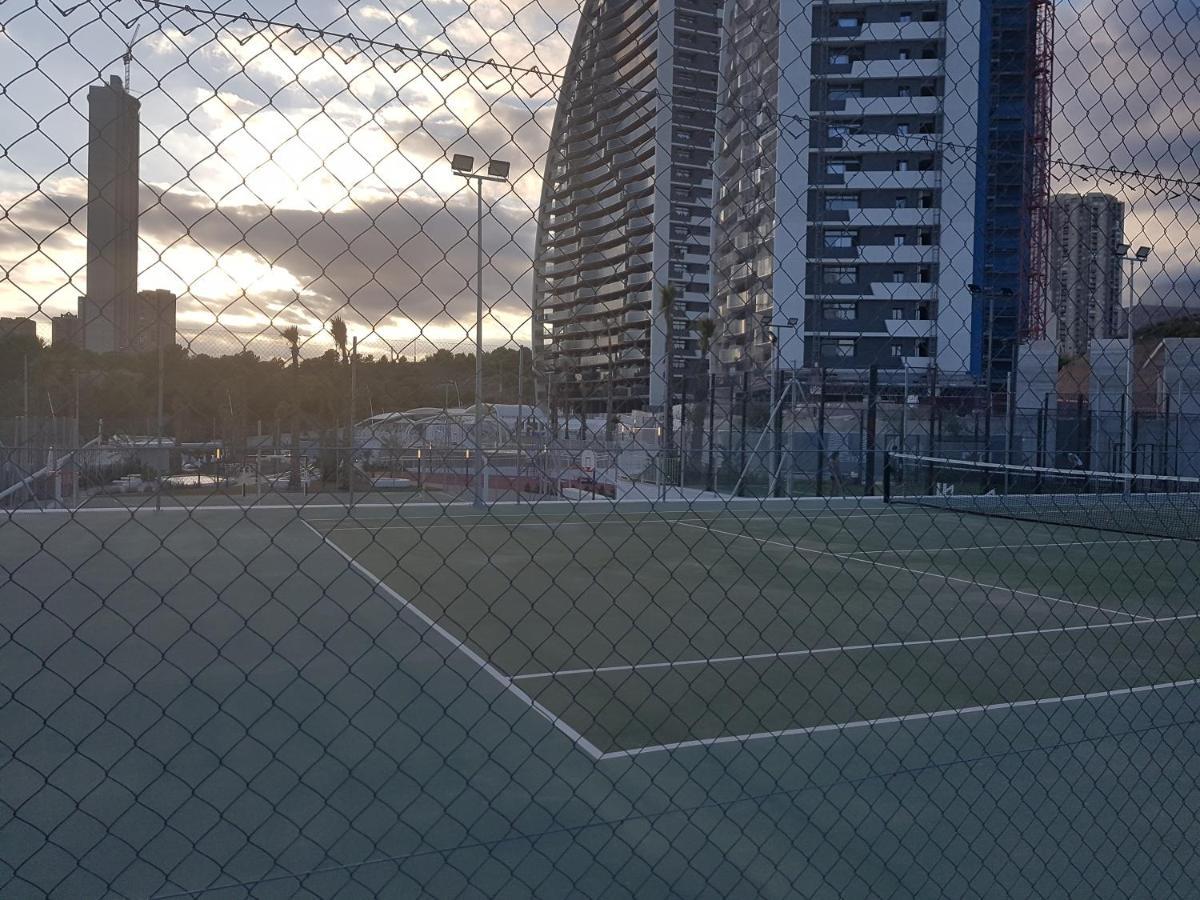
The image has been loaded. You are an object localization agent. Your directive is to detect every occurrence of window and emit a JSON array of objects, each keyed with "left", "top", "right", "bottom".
[
  {"left": 836, "top": 16, "right": 860, "bottom": 27},
  {"left": 896, "top": 160, "right": 911, "bottom": 172},
  {"left": 898, "top": 49, "right": 911, "bottom": 60},
  {"left": 824, "top": 339, "right": 856, "bottom": 358},
  {"left": 898, "top": 11, "right": 913, "bottom": 23},
  {"left": 895, "top": 196, "right": 909, "bottom": 209},
  {"left": 891, "top": 343, "right": 904, "bottom": 357},
  {"left": 825, "top": 231, "right": 855, "bottom": 249},
  {"left": 826, "top": 194, "right": 859, "bottom": 211},
  {"left": 827, "top": 159, "right": 860, "bottom": 176},
  {"left": 824, "top": 266, "right": 858, "bottom": 285},
  {"left": 826, "top": 302, "right": 857, "bottom": 319},
  {"left": 891, "top": 307, "right": 905, "bottom": 320},
  {"left": 830, "top": 52, "right": 851, "bottom": 65},
  {"left": 893, "top": 234, "right": 906, "bottom": 246},
  {"left": 891, "top": 270, "right": 906, "bottom": 283},
  {"left": 829, "top": 124, "right": 853, "bottom": 140},
  {"left": 829, "top": 85, "right": 863, "bottom": 101},
  {"left": 897, "top": 123, "right": 911, "bottom": 136},
  {"left": 898, "top": 86, "right": 912, "bottom": 98}
]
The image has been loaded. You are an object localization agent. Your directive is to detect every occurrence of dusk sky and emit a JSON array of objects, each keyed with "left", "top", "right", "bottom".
[{"left": 1, "top": 0, "right": 1198, "bottom": 359}]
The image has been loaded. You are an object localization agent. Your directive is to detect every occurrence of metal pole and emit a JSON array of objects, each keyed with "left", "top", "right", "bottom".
[
  {"left": 984, "top": 293, "right": 994, "bottom": 462},
  {"left": 706, "top": 371, "right": 716, "bottom": 493},
  {"left": 815, "top": 368, "right": 827, "bottom": 497},
  {"left": 474, "top": 177, "right": 485, "bottom": 508},
  {"left": 155, "top": 310, "right": 164, "bottom": 512},
  {"left": 517, "top": 348, "right": 523, "bottom": 502},
  {"left": 770, "top": 369, "right": 783, "bottom": 497},
  {"left": 349, "top": 335, "right": 357, "bottom": 509},
  {"left": 767, "top": 340, "right": 778, "bottom": 495},
  {"left": 864, "top": 364, "right": 878, "bottom": 496},
  {"left": 738, "top": 370, "right": 749, "bottom": 497},
  {"left": 1122, "top": 257, "right": 1135, "bottom": 488}
]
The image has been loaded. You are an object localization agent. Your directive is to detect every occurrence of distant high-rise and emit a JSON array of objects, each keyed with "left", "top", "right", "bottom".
[
  {"left": 130, "top": 290, "right": 177, "bottom": 353},
  {"left": 82, "top": 75, "right": 141, "bottom": 353},
  {"left": 52, "top": 311, "right": 81, "bottom": 347},
  {"left": 532, "top": 0, "right": 724, "bottom": 411},
  {"left": 1049, "top": 193, "right": 1124, "bottom": 360}
]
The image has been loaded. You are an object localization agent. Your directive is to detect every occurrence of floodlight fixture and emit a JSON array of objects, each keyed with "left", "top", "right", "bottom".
[
  {"left": 451, "top": 154, "right": 474, "bottom": 173},
  {"left": 1136, "top": 246, "right": 1151, "bottom": 260},
  {"left": 1115, "top": 242, "right": 1130, "bottom": 256},
  {"left": 787, "top": 317, "right": 799, "bottom": 327},
  {"left": 487, "top": 159, "right": 511, "bottom": 179},
  {"left": 967, "top": 283, "right": 982, "bottom": 294}
]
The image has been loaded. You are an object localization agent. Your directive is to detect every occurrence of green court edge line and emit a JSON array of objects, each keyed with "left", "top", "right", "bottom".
[
  {"left": 300, "top": 519, "right": 607, "bottom": 761},
  {"left": 598, "top": 676, "right": 1200, "bottom": 760}
]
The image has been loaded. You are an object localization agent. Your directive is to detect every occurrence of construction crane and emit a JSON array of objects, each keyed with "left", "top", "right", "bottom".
[{"left": 123, "top": 21, "right": 142, "bottom": 92}]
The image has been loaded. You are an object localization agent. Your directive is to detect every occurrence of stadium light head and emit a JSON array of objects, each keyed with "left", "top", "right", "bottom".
[
  {"left": 1115, "top": 242, "right": 1130, "bottom": 256},
  {"left": 967, "top": 283, "right": 982, "bottom": 294},
  {"left": 487, "top": 159, "right": 511, "bottom": 179},
  {"left": 787, "top": 317, "right": 798, "bottom": 327},
  {"left": 451, "top": 154, "right": 475, "bottom": 173},
  {"left": 1136, "top": 246, "right": 1151, "bottom": 260}
]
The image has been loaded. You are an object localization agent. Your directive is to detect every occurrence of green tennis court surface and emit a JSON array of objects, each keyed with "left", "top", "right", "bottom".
[{"left": 310, "top": 504, "right": 1200, "bottom": 757}]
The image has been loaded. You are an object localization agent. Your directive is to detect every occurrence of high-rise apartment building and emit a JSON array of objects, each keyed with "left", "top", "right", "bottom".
[
  {"left": 82, "top": 75, "right": 141, "bottom": 354},
  {"left": 1048, "top": 193, "right": 1124, "bottom": 360},
  {"left": 532, "top": 0, "right": 723, "bottom": 411},
  {"left": 711, "top": 0, "right": 1043, "bottom": 382}
]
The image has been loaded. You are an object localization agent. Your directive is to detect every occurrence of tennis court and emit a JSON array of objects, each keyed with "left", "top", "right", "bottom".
[{"left": 308, "top": 500, "right": 1200, "bottom": 758}]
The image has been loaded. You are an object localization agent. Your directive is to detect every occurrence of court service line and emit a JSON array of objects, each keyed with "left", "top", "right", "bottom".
[
  {"left": 854, "top": 536, "right": 1173, "bottom": 556},
  {"left": 513, "top": 613, "right": 1200, "bottom": 682},
  {"left": 676, "top": 520, "right": 1152, "bottom": 624},
  {"left": 300, "top": 520, "right": 605, "bottom": 761},
  {"left": 598, "top": 675, "right": 1200, "bottom": 760}
]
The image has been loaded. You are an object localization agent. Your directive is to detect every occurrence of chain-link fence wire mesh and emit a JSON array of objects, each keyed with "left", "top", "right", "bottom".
[{"left": 4, "top": 0, "right": 1200, "bottom": 895}]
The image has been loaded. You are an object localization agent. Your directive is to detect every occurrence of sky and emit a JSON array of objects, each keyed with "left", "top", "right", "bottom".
[{"left": 1, "top": 0, "right": 1199, "bottom": 360}]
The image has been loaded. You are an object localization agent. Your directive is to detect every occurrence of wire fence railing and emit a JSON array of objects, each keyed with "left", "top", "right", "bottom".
[{"left": 5, "top": 0, "right": 1200, "bottom": 896}]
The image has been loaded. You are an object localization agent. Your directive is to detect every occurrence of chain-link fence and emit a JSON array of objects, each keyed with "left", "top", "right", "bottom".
[{"left": 4, "top": 0, "right": 1200, "bottom": 895}]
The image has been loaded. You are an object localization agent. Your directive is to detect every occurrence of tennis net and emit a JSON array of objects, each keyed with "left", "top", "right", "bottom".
[{"left": 883, "top": 453, "right": 1200, "bottom": 541}]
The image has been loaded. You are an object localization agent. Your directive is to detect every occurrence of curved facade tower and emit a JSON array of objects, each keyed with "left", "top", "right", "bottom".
[{"left": 533, "top": 0, "right": 723, "bottom": 412}]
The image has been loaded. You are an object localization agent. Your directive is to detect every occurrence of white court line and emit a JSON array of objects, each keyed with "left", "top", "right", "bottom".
[
  {"left": 598, "top": 675, "right": 1200, "bottom": 760},
  {"left": 513, "top": 612, "right": 1200, "bottom": 682},
  {"left": 855, "top": 536, "right": 1173, "bottom": 556},
  {"left": 300, "top": 520, "right": 605, "bottom": 761},
  {"left": 676, "top": 520, "right": 1152, "bottom": 624}
]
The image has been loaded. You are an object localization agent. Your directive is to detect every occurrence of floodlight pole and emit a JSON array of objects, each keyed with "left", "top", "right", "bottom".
[
  {"left": 453, "top": 158, "right": 509, "bottom": 508},
  {"left": 1116, "top": 247, "right": 1151, "bottom": 490}
]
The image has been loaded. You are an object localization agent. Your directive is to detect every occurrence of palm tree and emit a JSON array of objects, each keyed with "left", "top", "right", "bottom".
[
  {"left": 659, "top": 283, "right": 677, "bottom": 455},
  {"left": 329, "top": 316, "right": 351, "bottom": 488},
  {"left": 280, "top": 326, "right": 302, "bottom": 491}
]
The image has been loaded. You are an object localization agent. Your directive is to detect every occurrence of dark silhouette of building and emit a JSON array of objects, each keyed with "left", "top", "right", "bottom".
[
  {"left": 52, "top": 311, "right": 81, "bottom": 347},
  {"left": 130, "top": 289, "right": 177, "bottom": 352},
  {"left": 0, "top": 316, "right": 37, "bottom": 342},
  {"left": 82, "top": 75, "right": 141, "bottom": 353}
]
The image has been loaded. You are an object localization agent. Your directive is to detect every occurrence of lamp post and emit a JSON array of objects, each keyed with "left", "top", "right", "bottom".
[
  {"left": 451, "top": 153, "right": 510, "bottom": 507},
  {"left": 765, "top": 317, "right": 799, "bottom": 496},
  {"left": 1114, "top": 243, "right": 1152, "bottom": 486}
]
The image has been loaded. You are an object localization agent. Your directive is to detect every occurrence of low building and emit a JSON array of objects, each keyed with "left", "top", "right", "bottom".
[
  {"left": 52, "top": 312, "right": 81, "bottom": 347},
  {"left": 0, "top": 316, "right": 37, "bottom": 342}
]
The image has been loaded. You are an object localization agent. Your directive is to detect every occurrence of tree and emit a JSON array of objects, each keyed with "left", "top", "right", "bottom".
[
  {"left": 688, "top": 317, "right": 716, "bottom": 478},
  {"left": 328, "top": 316, "right": 352, "bottom": 487},
  {"left": 280, "top": 326, "right": 302, "bottom": 490}
]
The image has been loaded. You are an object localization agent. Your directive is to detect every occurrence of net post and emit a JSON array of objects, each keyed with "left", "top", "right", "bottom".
[{"left": 882, "top": 450, "right": 892, "bottom": 503}]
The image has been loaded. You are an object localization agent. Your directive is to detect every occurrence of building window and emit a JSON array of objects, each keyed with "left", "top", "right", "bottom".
[
  {"left": 898, "top": 49, "right": 911, "bottom": 60},
  {"left": 825, "top": 231, "right": 855, "bottom": 249},
  {"left": 897, "top": 123, "right": 911, "bottom": 136},
  {"left": 891, "top": 270, "right": 905, "bottom": 283},
  {"left": 827, "top": 159, "right": 860, "bottom": 175},
  {"left": 898, "top": 11, "right": 913, "bottom": 23},
  {"left": 826, "top": 194, "right": 859, "bottom": 211},
  {"left": 891, "top": 343, "right": 904, "bottom": 357},
  {"left": 829, "top": 85, "right": 863, "bottom": 101},
  {"left": 836, "top": 15, "right": 860, "bottom": 27},
  {"left": 824, "top": 339, "right": 856, "bottom": 358},
  {"left": 830, "top": 52, "right": 851, "bottom": 66},
  {"left": 893, "top": 234, "right": 906, "bottom": 246},
  {"left": 898, "top": 85, "right": 912, "bottom": 97},
  {"left": 825, "top": 266, "right": 858, "bottom": 285},
  {"left": 826, "top": 302, "right": 857, "bottom": 319},
  {"left": 829, "top": 124, "right": 853, "bottom": 140},
  {"left": 891, "top": 307, "right": 905, "bottom": 320},
  {"left": 896, "top": 160, "right": 911, "bottom": 172},
  {"left": 895, "top": 196, "right": 909, "bottom": 209}
]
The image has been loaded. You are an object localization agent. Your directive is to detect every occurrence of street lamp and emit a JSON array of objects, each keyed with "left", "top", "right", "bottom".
[
  {"left": 451, "top": 153, "right": 511, "bottom": 507},
  {"left": 765, "top": 316, "right": 800, "bottom": 496},
  {"left": 1114, "top": 243, "right": 1152, "bottom": 486}
]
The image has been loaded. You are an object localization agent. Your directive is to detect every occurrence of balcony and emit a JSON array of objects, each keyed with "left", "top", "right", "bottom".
[
  {"left": 842, "top": 170, "right": 939, "bottom": 190},
  {"left": 849, "top": 58, "right": 942, "bottom": 80},
  {"left": 869, "top": 281, "right": 936, "bottom": 301},
  {"left": 837, "top": 207, "right": 939, "bottom": 227},
  {"left": 885, "top": 318, "right": 935, "bottom": 338},
  {"left": 857, "top": 244, "right": 937, "bottom": 264},
  {"left": 841, "top": 96, "right": 941, "bottom": 117},
  {"left": 824, "top": 21, "right": 941, "bottom": 42}
]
